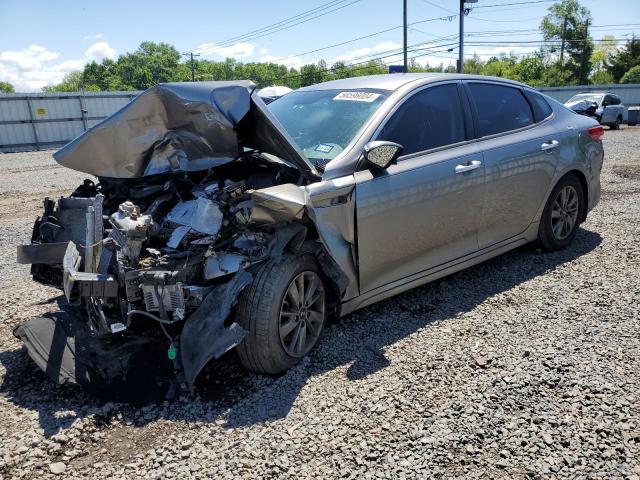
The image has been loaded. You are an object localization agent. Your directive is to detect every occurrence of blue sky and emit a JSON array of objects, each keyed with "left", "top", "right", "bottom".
[{"left": 1, "top": 0, "right": 639, "bottom": 91}]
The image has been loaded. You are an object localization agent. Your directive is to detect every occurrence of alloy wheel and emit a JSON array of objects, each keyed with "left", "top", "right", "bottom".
[
  {"left": 279, "top": 271, "right": 325, "bottom": 357},
  {"left": 551, "top": 185, "right": 579, "bottom": 240}
]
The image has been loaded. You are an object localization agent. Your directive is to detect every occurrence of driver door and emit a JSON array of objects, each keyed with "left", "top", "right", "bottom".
[{"left": 354, "top": 82, "right": 485, "bottom": 293}]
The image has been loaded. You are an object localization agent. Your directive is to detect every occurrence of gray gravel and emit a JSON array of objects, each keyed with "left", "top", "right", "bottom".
[{"left": 1, "top": 128, "right": 639, "bottom": 479}]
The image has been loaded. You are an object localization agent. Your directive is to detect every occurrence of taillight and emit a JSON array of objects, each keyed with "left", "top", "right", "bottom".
[{"left": 587, "top": 125, "right": 604, "bottom": 141}]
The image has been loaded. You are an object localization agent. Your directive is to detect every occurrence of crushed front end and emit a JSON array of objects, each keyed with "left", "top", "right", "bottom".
[
  {"left": 13, "top": 80, "right": 336, "bottom": 393},
  {"left": 16, "top": 157, "right": 307, "bottom": 390}
]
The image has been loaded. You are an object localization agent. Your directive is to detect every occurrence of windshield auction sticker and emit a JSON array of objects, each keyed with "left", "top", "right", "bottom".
[
  {"left": 314, "top": 143, "right": 334, "bottom": 153},
  {"left": 333, "top": 91, "right": 381, "bottom": 102}
]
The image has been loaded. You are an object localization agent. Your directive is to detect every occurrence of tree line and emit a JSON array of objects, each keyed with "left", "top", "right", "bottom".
[{"left": 0, "top": 0, "right": 638, "bottom": 94}]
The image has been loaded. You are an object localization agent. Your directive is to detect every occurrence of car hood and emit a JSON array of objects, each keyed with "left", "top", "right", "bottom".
[
  {"left": 53, "top": 81, "right": 319, "bottom": 180},
  {"left": 565, "top": 98, "right": 598, "bottom": 111}
]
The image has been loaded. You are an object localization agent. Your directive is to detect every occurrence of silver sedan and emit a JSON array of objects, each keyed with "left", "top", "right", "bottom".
[{"left": 16, "top": 73, "right": 604, "bottom": 389}]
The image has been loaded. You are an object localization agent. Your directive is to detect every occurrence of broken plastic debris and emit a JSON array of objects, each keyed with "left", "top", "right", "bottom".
[
  {"left": 166, "top": 197, "right": 223, "bottom": 236},
  {"left": 110, "top": 323, "right": 126, "bottom": 333},
  {"left": 204, "top": 253, "right": 247, "bottom": 280},
  {"left": 167, "top": 225, "right": 190, "bottom": 249}
]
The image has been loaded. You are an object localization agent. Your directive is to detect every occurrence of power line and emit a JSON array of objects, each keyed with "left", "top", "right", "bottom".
[
  {"left": 473, "top": 0, "right": 554, "bottom": 8},
  {"left": 269, "top": 14, "right": 460, "bottom": 63},
  {"left": 196, "top": 0, "right": 348, "bottom": 50},
  {"left": 307, "top": 33, "right": 460, "bottom": 67},
  {"left": 194, "top": 0, "right": 362, "bottom": 55},
  {"left": 466, "top": 15, "right": 545, "bottom": 23},
  {"left": 420, "top": 0, "right": 457, "bottom": 15},
  {"left": 272, "top": 41, "right": 460, "bottom": 83},
  {"left": 274, "top": 46, "right": 459, "bottom": 82},
  {"left": 465, "top": 37, "right": 632, "bottom": 44}
]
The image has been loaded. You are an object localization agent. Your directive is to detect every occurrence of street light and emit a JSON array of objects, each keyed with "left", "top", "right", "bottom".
[{"left": 458, "top": 0, "right": 478, "bottom": 73}]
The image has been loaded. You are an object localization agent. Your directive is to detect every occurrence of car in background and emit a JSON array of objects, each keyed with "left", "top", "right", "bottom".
[{"left": 565, "top": 92, "right": 625, "bottom": 129}]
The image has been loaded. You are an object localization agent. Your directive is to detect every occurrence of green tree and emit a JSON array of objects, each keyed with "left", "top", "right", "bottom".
[
  {"left": 82, "top": 59, "right": 121, "bottom": 90},
  {"left": 606, "top": 36, "right": 640, "bottom": 82},
  {"left": 463, "top": 54, "right": 484, "bottom": 75},
  {"left": 43, "top": 71, "right": 84, "bottom": 92},
  {"left": 512, "top": 52, "right": 547, "bottom": 86},
  {"left": 590, "top": 34, "right": 617, "bottom": 83},
  {"left": 0, "top": 81, "right": 15, "bottom": 93},
  {"left": 540, "top": 0, "right": 593, "bottom": 85},
  {"left": 116, "top": 42, "right": 182, "bottom": 90},
  {"left": 481, "top": 55, "right": 517, "bottom": 78},
  {"left": 620, "top": 65, "right": 640, "bottom": 84}
]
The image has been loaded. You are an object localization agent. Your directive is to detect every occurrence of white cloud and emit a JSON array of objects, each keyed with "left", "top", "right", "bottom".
[
  {"left": 196, "top": 41, "right": 255, "bottom": 59},
  {"left": 330, "top": 41, "right": 402, "bottom": 64},
  {"left": 0, "top": 42, "right": 118, "bottom": 92},
  {"left": 258, "top": 40, "right": 403, "bottom": 72},
  {"left": 259, "top": 48, "right": 269, "bottom": 55},
  {"left": 83, "top": 33, "right": 104, "bottom": 40},
  {"left": 260, "top": 54, "right": 303, "bottom": 70},
  {"left": 85, "top": 41, "right": 117, "bottom": 62}
]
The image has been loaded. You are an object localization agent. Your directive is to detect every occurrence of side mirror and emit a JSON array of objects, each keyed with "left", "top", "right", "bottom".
[{"left": 363, "top": 141, "right": 403, "bottom": 169}]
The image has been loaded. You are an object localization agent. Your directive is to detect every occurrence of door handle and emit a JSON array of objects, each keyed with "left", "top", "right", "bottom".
[
  {"left": 455, "top": 160, "right": 482, "bottom": 174},
  {"left": 541, "top": 140, "right": 560, "bottom": 151}
]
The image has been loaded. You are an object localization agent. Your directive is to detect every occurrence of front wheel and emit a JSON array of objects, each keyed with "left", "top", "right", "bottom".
[
  {"left": 537, "top": 174, "right": 585, "bottom": 251},
  {"left": 235, "top": 254, "right": 327, "bottom": 374}
]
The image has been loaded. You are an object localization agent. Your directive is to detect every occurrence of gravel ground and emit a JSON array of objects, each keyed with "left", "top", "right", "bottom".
[{"left": 0, "top": 128, "right": 639, "bottom": 479}]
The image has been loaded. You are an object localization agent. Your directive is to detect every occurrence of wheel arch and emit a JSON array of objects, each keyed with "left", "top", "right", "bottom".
[
  {"left": 565, "top": 169, "right": 589, "bottom": 222},
  {"left": 538, "top": 168, "right": 590, "bottom": 225}
]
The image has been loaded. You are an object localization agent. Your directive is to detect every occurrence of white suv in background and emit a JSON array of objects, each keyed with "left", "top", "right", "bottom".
[{"left": 565, "top": 92, "right": 626, "bottom": 130}]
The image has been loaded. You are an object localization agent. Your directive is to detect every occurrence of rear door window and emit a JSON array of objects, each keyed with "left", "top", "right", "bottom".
[
  {"left": 378, "top": 83, "right": 466, "bottom": 156},
  {"left": 467, "top": 83, "right": 534, "bottom": 136}
]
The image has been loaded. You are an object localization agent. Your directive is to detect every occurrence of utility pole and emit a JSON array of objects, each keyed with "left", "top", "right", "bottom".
[
  {"left": 457, "top": 0, "right": 477, "bottom": 73},
  {"left": 559, "top": 15, "right": 567, "bottom": 65},
  {"left": 458, "top": 0, "right": 464, "bottom": 72},
  {"left": 182, "top": 52, "right": 201, "bottom": 82},
  {"left": 579, "top": 19, "right": 590, "bottom": 85},
  {"left": 403, "top": 0, "right": 408, "bottom": 73}
]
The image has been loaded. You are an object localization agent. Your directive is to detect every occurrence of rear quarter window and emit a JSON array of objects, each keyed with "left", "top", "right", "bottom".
[
  {"left": 467, "top": 83, "right": 534, "bottom": 136},
  {"left": 524, "top": 90, "right": 553, "bottom": 122}
]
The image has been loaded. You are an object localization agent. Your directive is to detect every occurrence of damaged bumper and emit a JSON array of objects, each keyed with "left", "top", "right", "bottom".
[{"left": 14, "top": 81, "right": 356, "bottom": 393}]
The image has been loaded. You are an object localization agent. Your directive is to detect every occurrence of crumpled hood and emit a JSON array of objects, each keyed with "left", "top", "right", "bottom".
[
  {"left": 565, "top": 98, "right": 598, "bottom": 112},
  {"left": 54, "top": 81, "right": 318, "bottom": 180}
]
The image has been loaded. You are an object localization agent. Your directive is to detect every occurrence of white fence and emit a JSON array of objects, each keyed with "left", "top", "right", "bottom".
[
  {"left": 0, "top": 91, "right": 140, "bottom": 153},
  {"left": 1, "top": 83, "right": 639, "bottom": 153}
]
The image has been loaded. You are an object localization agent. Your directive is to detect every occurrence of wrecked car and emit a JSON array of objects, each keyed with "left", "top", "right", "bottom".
[
  {"left": 564, "top": 92, "right": 626, "bottom": 129},
  {"left": 15, "top": 74, "right": 603, "bottom": 392}
]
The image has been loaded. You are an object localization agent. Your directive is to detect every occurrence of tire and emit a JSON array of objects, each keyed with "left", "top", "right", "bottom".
[
  {"left": 235, "top": 253, "right": 327, "bottom": 374},
  {"left": 537, "top": 174, "right": 586, "bottom": 251},
  {"left": 612, "top": 115, "right": 622, "bottom": 130}
]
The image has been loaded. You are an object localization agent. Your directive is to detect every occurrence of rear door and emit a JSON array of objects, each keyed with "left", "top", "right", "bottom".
[
  {"left": 601, "top": 94, "right": 619, "bottom": 124},
  {"left": 464, "top": 82, "right": 559, "bottom": 249},
  {"left": 355, "top": 82, "right": 485, "bottom": 293}
]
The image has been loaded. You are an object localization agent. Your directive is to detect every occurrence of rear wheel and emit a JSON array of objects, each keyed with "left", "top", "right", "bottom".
[
  {"left": 537, "top": 174, "right": 585, "bottom": 251},
  {"left": 611, "top": 115, "right": 622, "bottom": 130},
  {"left": 235, "top": 254, "right": 327, "bottom": 374}
]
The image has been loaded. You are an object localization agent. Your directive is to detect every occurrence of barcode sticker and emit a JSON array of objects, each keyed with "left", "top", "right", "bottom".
[{"left": 333, "top": 91, "right": 381, "bottom": 102}]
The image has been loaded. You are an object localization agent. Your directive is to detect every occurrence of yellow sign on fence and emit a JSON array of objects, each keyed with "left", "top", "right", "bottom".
[{"left": 36, "top": 108, "right": 46, "bottom": 116}]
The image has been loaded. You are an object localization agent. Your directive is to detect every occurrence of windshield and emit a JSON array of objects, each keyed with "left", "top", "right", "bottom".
[
  {"left": 568, "top": 93, "right": 603, "bottom": 104},
  {"left": 268, "top": 89, "right": 389, "bottom": 165}
]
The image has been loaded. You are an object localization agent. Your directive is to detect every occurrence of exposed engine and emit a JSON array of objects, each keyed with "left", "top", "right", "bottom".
[{"left": 16, "top": 151, "right": 307, "bottom": 388}]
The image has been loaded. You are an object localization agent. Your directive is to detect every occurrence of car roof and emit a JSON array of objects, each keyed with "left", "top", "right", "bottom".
[{"left": 298, "top": 72, "right": 527, "bottom": 92}]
